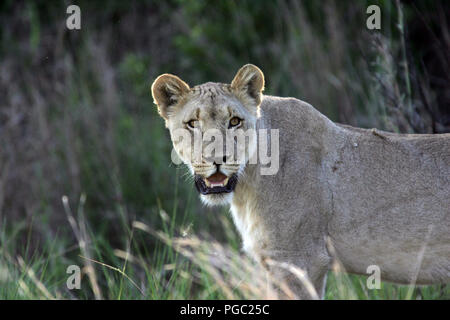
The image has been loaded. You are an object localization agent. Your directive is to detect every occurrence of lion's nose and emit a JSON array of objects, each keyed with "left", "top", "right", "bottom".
[{"left": 204, "top": 155, "right": 227, "bottom": 165}]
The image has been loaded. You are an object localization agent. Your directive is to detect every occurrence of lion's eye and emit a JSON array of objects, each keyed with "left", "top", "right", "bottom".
[
  {"left": 229, "top": 117, "right": 241, "bottom": 128},
  {"left": 187, "top": 120, "right": 198, "bottom": 128}
]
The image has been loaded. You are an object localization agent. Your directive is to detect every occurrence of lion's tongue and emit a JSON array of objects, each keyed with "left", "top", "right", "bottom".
[{"left": 206, "top": 172, "right": 227, "bottom": 187}]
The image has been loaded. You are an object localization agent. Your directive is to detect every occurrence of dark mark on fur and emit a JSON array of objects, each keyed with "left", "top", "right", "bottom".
[
  {"left": 371, "top": 128, "right": 387, "bottom": 140},
  {"left": 332, "top": 160, "right": 342, "bottom": 172},
  {"left": 207, "top": 88, "right": 217, "bottom": 120}
]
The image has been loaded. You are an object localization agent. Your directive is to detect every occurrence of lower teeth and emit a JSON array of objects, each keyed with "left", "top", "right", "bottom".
[{"left": 204, "top": 178, "right": 229, "bottom": 188}]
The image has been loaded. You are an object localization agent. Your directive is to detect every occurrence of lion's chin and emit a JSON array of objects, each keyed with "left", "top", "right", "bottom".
[{"left": 200, "top": 192, "right": 234, "bottom": 207}]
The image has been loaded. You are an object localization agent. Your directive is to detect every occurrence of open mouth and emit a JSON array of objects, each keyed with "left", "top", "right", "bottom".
[{"left": 194, "top": 172, "right": 238, "bottom": 195}]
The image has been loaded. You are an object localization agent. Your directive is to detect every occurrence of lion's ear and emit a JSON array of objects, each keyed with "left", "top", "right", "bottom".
[
  {"left": 231, "top": 64, "right": 265, "bottom": 106},
  {"left": 151, "top": 74, "right": 190, "bottom": 119}
]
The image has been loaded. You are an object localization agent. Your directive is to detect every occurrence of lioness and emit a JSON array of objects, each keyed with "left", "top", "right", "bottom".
[{"left": 151, "top": 64, "right": 450, "bottom": 299}]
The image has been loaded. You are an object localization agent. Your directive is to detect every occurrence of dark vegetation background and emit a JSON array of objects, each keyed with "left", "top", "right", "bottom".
[{"left": 0, "top": 0, "right": 449, "bottom": 299}]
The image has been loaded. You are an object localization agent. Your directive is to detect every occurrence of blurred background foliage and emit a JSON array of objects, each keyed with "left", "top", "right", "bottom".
[{"left": 0, "top": 0, "right": 449, "bottom": 299}]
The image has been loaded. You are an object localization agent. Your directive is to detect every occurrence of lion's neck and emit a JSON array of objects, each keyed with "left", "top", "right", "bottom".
[
  {"left": 228, "top": 108, "right": 279, "bottom": 258},
  {"left": 230, "top": 163, "right": 268, "bottom": 259}
]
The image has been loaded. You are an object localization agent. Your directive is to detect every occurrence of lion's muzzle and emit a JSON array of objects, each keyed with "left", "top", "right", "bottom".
[{"left": 194, "top": 173, "right": 238, "bottom": 195}]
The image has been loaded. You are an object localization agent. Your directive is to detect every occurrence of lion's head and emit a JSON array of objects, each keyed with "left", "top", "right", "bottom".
[{"left": 151, "top": 64, "right": 265, "bottom": 205}]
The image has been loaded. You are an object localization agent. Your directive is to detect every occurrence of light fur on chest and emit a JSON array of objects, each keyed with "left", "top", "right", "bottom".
[{"left": 230, "top": 190, "right": 268, "bottom": 261}]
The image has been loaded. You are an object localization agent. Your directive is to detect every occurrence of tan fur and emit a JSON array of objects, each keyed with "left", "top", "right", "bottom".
[{"left": 152, "top": 64, "right": 450, "bottom": 299}]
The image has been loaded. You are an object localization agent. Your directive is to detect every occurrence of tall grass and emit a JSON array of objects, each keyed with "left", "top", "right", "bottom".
[{"left": 1, "top": 180, "right": 449, "bottom": 300}]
